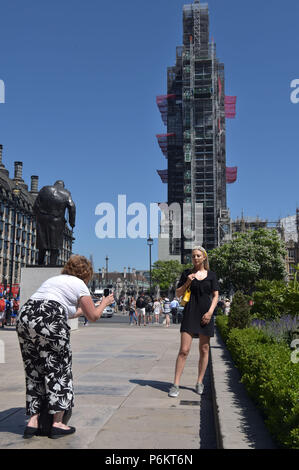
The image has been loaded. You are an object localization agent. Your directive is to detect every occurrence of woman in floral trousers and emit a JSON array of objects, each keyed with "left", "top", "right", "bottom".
[
  {"left": 17, "top": 300, "right": 74, "bottom": 418},
  {"left": 16, "top": 255, "right": 114, "bottom": 439}
]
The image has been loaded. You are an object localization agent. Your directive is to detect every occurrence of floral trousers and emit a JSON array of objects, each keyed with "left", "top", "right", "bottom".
[{"left": 16, "top": 299, "right": 74, "bottom": 416}]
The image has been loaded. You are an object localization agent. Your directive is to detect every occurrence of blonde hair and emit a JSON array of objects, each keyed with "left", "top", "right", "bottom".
[
  {"left": 192, "top": 246, "right": 209, "bottom": 270},
  {"left": 61, "top": 255, "right": 93, "bottom": 284}
]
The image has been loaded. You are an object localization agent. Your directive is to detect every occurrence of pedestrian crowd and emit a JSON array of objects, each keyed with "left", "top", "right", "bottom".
[
  {"left": 124, "top": 293, "right": 182, "bottom": 327},
  {"left": 0, "top": 293, "right": 20, "bottom": 328}
]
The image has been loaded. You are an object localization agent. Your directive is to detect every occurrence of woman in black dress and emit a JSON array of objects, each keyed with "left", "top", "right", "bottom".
[{"left": 168, "top": 247, "right": 219, "bottom": 398}]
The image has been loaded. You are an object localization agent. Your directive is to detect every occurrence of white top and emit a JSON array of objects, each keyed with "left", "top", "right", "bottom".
[
  {"left": 163, "top": 300, "right": 171, "bottom": 313},
  {"left": 30, "top": 274, "right": 91, "bottom": 318}
]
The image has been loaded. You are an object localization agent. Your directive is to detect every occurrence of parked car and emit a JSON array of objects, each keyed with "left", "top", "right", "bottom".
[
  {"left": 101, "top": 306, "right": 114, "bottom": 318},
  {"left": 91, "top": 297, "right": 114, "bottom": 318}
]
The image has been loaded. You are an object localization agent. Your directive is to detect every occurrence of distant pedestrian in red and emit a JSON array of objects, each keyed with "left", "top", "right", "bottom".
[{"left": 0, "top": 295, "right": 5, "bottom": 328}]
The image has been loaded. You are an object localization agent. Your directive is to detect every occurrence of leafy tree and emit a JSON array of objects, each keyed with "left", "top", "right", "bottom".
[
  {"left": 209, "top": 229, "right": 287, "bottom": 294},
  {"left": 151, "top": 260, "right": 188, "bottom": 294}
]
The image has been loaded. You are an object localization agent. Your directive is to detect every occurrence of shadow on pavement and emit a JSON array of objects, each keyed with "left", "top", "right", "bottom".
[
  {"left": 129, "top": 379, "right": 195, "bottom": 393},
  {"left": 0, "top": 407, "right": 26, "bottom": 436},
  {"left": 129, "top": 379, "right": 172, "bottom": 392},
  {"left": 198, "top": 358, "right": 217, "bottom": 449},
  {"left": 0, "top": 327, "right": 17, "bottom": 333}
]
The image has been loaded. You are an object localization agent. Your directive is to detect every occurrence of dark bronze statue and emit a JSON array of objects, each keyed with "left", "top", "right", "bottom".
[{"left": 33, "top": 180, "right": 76, "bottom": 266}]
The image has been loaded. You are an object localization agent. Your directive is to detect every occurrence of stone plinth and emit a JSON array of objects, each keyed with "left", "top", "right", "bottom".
[{"left": 20, "top": 266, "right": 78, "bottom": 331}]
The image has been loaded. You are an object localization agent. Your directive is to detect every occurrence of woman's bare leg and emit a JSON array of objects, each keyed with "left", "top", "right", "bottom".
[
  {"left": 27, "top": 413, "right": 39, "bottom": 428},
  {"left": 173, "top": 332, "right": 193, "bottom": 385},
  {"left": 197, "top": 335, "right": 210, "bottom": 384},
  {"left": 52, "top": 411, "right": 70, "bottom": 430}
]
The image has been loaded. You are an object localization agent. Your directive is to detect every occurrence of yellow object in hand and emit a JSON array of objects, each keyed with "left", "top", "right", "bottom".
[{"left": 181, "top": 288, "right": 191, "bottom": 307}]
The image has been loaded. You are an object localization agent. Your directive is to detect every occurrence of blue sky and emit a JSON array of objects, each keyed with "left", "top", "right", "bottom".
[{"left": 0, "top": 0, "right": 298, "bottom": 272}]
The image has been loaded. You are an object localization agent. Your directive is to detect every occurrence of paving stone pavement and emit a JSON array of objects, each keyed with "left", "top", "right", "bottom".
[
  {"left": 0, "top": 323, "right": 217, "bottom": 450},
  {"left": 0, "top": 320, "right": 276, "bottom": 450}
]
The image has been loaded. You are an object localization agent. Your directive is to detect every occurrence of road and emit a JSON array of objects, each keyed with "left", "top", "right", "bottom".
[
  {"left": 80, "top": 312, "right": 134, "bottom": 326},
  {"left": 79, "top": 312, "right": 179, "bottom": 327}
]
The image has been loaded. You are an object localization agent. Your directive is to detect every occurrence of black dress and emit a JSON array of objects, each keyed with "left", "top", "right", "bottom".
[{"left": 178, "top": 269, "right": 219, "bottom": 338}]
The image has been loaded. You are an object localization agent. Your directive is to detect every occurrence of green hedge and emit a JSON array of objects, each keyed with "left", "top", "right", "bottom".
[
  {"left": 216, "top": 315, "right": 299, "bottom": 449},
  {"left": 216, "top": 314, "right": 230, "bottom": 342}
]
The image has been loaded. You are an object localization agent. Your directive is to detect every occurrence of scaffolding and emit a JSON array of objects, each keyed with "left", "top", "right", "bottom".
[
  {"left": 226, "top": 166, "right": 238, "bottom": 184},
  {"left": 156, "top": 95, "right": 176, "bottom": 126},
  {"left": 156, "top": 1, "right": 238, "bottom": 261},
  {"left": 280, "top": 215, "right": 298, "bottom": 243},
  {"left": 156, "top": 133, "right": 176, "bottom": 158},
  {"left": 225, "top": 95, "right": 237, "bottom": 118},
  {"left": 182, "top": 1, "right": 225, "bottom": 256},
  {"left": 157, "top": 169, "right": 168, "bottom": 184}
]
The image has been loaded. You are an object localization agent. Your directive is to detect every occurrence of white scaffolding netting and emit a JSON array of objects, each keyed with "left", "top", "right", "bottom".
[{"left": 280, "top": 215, "right": 298, "bottom": 242}]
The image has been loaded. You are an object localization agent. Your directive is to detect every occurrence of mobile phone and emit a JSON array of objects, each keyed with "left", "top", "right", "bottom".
[{"left": 103, "top": 288, "right": 110, "bottom": 297}]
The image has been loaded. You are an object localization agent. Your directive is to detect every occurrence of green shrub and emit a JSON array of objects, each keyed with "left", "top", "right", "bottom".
[
  {"left": 252, "top": 279, "right": 286, "bottom": 320},
  {"left": 215, "top": 314, "right": 230, "bottom": 342},
  {"left": 215, "top": 318, "right": 299, "bottom": 449},
  {"left": 252, "top": 267, "right": 299, "bottom": 320},
  {"left": 227, "top": 291, "right": 251, "bottom": 329}
]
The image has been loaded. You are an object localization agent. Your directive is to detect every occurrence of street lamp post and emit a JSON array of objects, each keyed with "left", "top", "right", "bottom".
[
  {"left": 147, "top": 235, "right": 153, "bottom": 296},
  {"left": 123, "top": 267, "right": 126, "bottom": 301},
  {"left": 135, "top": 269, "right": 139, "bottom": 295},
  {"left": 128, "top": 267, "right": 131, "bottom": 296},
  {"left": 132, "top": 268, "right": 136, "bottom": 296},
  {"left": 105, "top": 256, "right": 109, "bottom": 285},
  {"left": 9, "top": 186, "right": 20, "bottom": 299},
  {"left": 98, "top": 268, "right": 101, "bottom": 289}
]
